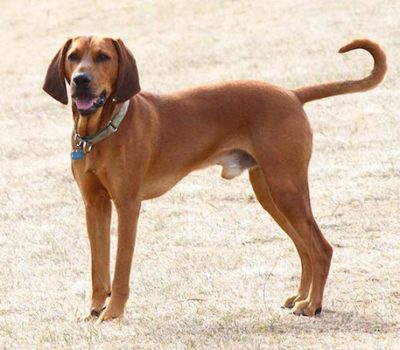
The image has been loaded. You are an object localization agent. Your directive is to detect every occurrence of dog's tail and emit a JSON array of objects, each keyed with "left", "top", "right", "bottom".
[{"left": 293, "top": 39, "right": 387, "bottom": 104}]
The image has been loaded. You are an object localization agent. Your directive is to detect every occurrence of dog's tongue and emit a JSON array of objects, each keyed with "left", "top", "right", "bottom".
[{"left": 75, "top": 96, "right": 97, "bottom": 110}]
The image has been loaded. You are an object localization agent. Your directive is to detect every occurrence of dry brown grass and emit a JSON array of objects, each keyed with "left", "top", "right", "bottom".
[{"left": 0, "top": 0, "right": 399, "bottom": 348}]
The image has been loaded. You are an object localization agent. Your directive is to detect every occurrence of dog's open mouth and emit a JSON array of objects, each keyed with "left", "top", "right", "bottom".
[{"left": 73, "top": 90, "right": 106, "bottom": 116}]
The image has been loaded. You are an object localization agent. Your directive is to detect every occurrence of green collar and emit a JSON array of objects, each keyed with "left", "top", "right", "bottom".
[{"left": 73, "top": 100, "right": 130, "bottom": 154}]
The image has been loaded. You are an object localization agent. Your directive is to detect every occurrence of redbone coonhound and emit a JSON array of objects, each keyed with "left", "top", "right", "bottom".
[{"left": 43, "top": 37, "right": 386, "bottom": 321}]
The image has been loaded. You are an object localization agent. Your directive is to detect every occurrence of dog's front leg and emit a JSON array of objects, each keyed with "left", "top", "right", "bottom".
[
  {"left": 99, "top": 200, "right": 141, "bottom": 321},
  {"left": 83, "top": 193, "right": 112, "bottom": 320}
]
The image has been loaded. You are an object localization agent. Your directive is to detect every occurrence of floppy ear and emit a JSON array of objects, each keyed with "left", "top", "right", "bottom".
[
  {"left": 43, "top": 39, "right": 72, "bottom": 105},
  {"left": 112, "top": 39, "right": 141, "bottom": 102}
]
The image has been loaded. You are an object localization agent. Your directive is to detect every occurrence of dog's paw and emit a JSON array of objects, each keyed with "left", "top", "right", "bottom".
[
  {"left": 282, "top": 293, "right": 308, "bottom": 309},
  {"left": 292, "top": 300, "right": 322, "bottom": 317},
  {"left": 282, "top": 294, "right": 300, "bottom": 309},
  {"left": 96, "top": 299, "right": 125, "bottom": 323},
  {"left": 96, "top": 309, "right": 124, "bottom": 323},
  {"left": 82, "top": 306, "right": 106, "bottom": 322}
]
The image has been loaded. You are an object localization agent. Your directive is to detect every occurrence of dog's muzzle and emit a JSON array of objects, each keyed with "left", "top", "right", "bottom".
[{"left": 71, "top": 72, "right": 106, "bottom": 116}]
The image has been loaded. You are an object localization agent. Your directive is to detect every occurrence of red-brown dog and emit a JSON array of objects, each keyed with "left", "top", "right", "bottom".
[{"left": 43, "top": 37, "right": 386, "bottom": 321}]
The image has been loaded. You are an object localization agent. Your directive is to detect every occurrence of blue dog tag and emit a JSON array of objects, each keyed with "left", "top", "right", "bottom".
[{"left": 71, "top": 149, "right": 85, "bottom": 161}]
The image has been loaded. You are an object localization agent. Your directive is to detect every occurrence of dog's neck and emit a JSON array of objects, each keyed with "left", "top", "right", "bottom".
[{"left": 72, "top": 99, "right": 118, "bottom": 137}]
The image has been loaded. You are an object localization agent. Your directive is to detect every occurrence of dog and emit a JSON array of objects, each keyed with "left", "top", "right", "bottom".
[{"left": 43, "top": 36, "right": 386, "bottom": 321}]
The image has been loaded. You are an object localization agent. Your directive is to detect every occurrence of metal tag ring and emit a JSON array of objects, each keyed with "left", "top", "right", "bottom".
[
  {"left": 74, "top": 133, "right": 83, "bottom": 147},
  {"left": 83, "top": 142, "right": 93, "bottom": 153}
]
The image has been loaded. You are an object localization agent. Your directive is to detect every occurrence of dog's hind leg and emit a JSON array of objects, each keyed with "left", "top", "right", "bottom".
[
  {"left": 249, "top": 167, "right": 312, "bottom": 309},
  {"left": 255, "top": 155, "right": 332, "bottom": 316},
  {"left": 249, "top": 105, "right": 333, "bottom": 316}
]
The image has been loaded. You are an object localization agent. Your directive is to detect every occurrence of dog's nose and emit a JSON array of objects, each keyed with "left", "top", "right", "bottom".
[{"left": 73, "top": 72, "right": 92, "bottom": 86}]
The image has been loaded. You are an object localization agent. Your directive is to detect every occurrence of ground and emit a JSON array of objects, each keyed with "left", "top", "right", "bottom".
[{"left": 0, "top": 0, "right": 399, "bottom": 349}]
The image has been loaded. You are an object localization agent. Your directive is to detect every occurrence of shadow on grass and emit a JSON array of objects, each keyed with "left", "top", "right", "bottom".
[
  {"left": 214, "top": 307, "right": 399, "bottom": 336},
  {"left": 133, "top": 306, "right": 399, "bottom": 338}
]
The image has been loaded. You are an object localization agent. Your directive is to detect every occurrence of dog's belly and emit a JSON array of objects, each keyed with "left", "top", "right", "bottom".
[
  {"left": 139, "top": 150, "right": 257, "bottom": 200},
  {"left": 140, "top": 173, "right": 188, "bottom": 200}
]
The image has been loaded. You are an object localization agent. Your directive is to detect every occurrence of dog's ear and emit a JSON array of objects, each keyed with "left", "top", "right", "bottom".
[
  {"left": 43, "top": 39, "right": 72, "bottom": 105},
  {"left": 112, "top": 39, "right": 141, "bottom": 102}
]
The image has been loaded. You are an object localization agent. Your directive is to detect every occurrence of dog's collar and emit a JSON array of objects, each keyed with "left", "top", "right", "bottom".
[{"left": 71, "top": 100, "right": 130, "bottom": 160}]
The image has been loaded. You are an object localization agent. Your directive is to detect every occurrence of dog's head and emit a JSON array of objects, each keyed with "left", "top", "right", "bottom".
[{"left": 43, "top": 36, "right": 140, "bottom": 117}]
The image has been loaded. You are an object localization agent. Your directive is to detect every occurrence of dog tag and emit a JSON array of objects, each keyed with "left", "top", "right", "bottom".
[{"left": 71, "top": 149, "right": 85, "bottom": 161}]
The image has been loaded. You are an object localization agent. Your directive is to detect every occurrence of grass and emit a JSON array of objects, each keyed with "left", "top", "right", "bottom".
[{"left": 0, "top": 0, "right": 399, "bottom": 348}]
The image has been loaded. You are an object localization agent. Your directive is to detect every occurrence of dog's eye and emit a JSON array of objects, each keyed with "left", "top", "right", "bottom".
[
  {"left": 96, "top": 53, "right": 110, "bottom": 63},
  {"left": 68, "top": 53, "right": 80, "bottom": 62}
]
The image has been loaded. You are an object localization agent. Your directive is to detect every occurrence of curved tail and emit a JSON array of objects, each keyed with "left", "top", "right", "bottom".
[{"left": 293, "top": 39, "right": 387, "bottom": 104}]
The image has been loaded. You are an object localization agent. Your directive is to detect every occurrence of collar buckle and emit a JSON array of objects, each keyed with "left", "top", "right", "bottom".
[{"left": 108, "top": 121, "right": 118, "bottom": 132}]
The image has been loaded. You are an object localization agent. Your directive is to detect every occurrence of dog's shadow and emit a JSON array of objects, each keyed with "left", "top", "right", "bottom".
[
  {"left": 209, "top": 308, "right": 398, "bottom": 336},
  {"left": 264, "top": 307, "right": 397, "bottom": 335},
  {"left": 120, "top": 304, "right": 397, "bottom": 338}
]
